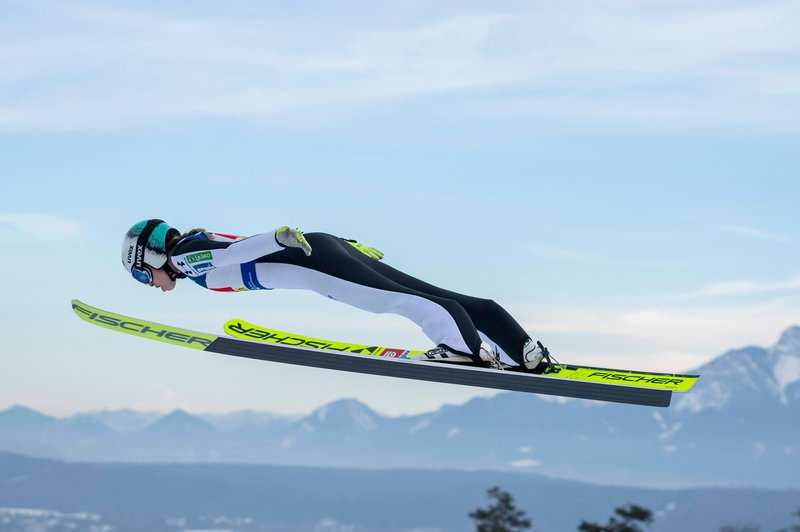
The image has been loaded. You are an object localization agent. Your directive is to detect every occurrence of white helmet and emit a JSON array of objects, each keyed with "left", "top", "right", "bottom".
[{"left": 121, "top": 219, "right": 180, "bottom": 284}]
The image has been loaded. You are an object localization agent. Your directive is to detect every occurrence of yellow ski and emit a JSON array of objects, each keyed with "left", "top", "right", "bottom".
[
  {"left": 70, "top": 300, "right": 684, "bottom": 406},
  {"left": 225, "top": 318, "right": 699, "bottom": 392},
  {"left": 224, "top": 319, "right": 423, "bottom": 359}
]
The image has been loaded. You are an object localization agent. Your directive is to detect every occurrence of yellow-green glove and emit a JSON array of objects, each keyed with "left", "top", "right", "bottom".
[
  {"left": 275, "top": 226, "right": 312, "bottom": 256},
  {"left": 346, "top": 240, "right": 384, "bottom": 260}
]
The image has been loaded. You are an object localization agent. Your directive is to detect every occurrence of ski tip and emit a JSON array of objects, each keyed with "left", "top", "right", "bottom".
[
  {"left": 71, "top": 299, "right": 89, "bottom": 316},
  {"left": 70, "top": 299, "right": 217, "bottom": 350}
]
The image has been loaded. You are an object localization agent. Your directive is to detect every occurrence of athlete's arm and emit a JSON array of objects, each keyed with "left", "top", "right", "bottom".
[
  {"left": 209, "top": 229, "right": 290, "bottom": 266},
  {"left": 172, "top": 229, "right": 286, "bottom": 269}
]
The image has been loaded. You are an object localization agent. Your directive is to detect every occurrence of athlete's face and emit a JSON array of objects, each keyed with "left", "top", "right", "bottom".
[{"left": 148, "top": 266, "right": 176, "bottom": 292}]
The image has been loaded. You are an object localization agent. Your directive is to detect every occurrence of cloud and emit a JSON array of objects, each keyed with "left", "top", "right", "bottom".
[
  {"left": 712, "top": 223, "right": 791, "bottom": 244},
  {"left": 529, "top": 245, "right": 676, "bottom": 268},
  {"left": 532, "top": 299, "right": 800, "bottom": 342},
  {"left": 1, "top": 0, "right": 799, "bottom": 131},
  {"left": 521, "top": 297, "right": 800, "bottom": 371},
  {"left": 511, "top": 459, "right": 540, "bottom": 468},
  {"left": 0, "top": 212, "right": 83, "bottom": 239},
  {"left": 676, "top": 273, "right": 800, "bottom": 298}
]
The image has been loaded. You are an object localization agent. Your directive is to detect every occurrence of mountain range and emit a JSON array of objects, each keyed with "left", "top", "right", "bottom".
[
  {"left": 1, "top": 451, "right": 799, "bottom": 532},
  {"left": 2, "top": 325, "right": 799, "bottom": 489}
]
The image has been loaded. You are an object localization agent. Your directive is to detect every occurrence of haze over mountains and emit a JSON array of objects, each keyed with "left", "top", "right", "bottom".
[
  {"left": 2, "top": 451, "right": 799, "bottom": 532},
  {"left": 2, "top": 326, "right": 799, "bottom": 488}
]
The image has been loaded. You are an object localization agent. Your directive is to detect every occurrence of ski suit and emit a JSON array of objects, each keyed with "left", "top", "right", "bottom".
[{"left": 170, "top": 230, "right": 530, "bottom": 366}]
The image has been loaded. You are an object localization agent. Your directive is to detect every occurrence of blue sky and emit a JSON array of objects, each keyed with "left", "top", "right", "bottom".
[{"left": 1, "top": 0, "right": 799, "bottom": 416}]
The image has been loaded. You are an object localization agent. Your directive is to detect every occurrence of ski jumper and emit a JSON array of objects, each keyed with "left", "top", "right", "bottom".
[{"left": 170, "top": 230, "right": 531, "bottom": 366}]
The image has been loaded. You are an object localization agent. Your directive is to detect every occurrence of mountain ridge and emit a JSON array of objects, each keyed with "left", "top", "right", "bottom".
[
  {"left": 2, "top": 325, "right": 799, "bottom": 488},
  {"left": 1, "top": 450, "right": 799, "bottom": 532}
]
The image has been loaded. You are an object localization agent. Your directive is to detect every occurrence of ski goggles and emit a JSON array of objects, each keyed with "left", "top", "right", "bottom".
[
  {"left": 130, "top": 219, "right": 162, "bottom": 285},
  {"left": 131, "top": 265, "right": 154, "bottom": 285}
]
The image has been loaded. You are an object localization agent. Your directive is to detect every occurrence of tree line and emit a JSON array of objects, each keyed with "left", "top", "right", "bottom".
[{"left": 469, "top": 486, "right": 800, "bottom": 532}]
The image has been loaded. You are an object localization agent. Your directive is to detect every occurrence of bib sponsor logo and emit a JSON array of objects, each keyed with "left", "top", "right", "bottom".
[
  {"left": 187, "top": 251, "right": 213, "bottom": 263},
  {"left": 194, "top": 262, "right": 215, "bottom": 273},
  {"left": 175, "top": 260, "right": 193, "bottom": 275}
]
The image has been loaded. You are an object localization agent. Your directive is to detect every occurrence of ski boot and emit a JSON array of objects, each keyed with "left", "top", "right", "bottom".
[
  {"left": 522, "top": 339, "right": 558, "bottom": 375},
  {"left": 415, "top": 346, "right": 474, "bottom": 364},
  {"left": 415, "top": 343, "right": 501, "bottom": 369},
  {"left": 478, "top": 342, "right": 504, "bottom": 370}
]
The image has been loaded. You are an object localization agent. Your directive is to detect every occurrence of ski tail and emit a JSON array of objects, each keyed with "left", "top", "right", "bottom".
[
  {"left": 545, "top": 365, "right": 698, "bottom": 392},
  {"left": 224, "top": 318, "right": 426, "bottom": 359}
]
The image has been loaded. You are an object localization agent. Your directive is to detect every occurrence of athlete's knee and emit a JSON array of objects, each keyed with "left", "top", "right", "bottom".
[{"left": 428, "top": 298, "right": 470, "bottom": 322}]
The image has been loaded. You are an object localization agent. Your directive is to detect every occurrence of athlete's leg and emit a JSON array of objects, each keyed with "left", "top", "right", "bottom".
[
  {"left": 362, "top": 257, "right": 530, "bottom": 365},
  {"left": 307, "top": 233, "right": 531, "bottom": 365},
  {"left": 258, "top": 233, "right": 484, "bottom": 356}
]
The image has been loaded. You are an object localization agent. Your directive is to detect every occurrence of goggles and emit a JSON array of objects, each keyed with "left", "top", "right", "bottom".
[
  {"left": 131, "top": 265, "right": 153, "bottom": 285},
  {"left": 130, "top": 219, "right": 162, "bottom": 285}
]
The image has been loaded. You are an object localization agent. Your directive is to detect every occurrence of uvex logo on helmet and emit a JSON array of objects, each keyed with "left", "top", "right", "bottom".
[{"left": 135, "top": 243, "right": 145, "bottom": 268}]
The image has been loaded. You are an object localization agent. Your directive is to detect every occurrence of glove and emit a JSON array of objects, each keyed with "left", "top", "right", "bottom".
[
  {"left": 346, "top": 239, "right": 384, "bottom": 260},
  {"left": 275, "top": 226, "right": 312, "bottom": 256}
]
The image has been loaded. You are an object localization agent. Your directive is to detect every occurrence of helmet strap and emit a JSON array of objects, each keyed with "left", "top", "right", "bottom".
[
  {"left": 164, "top": 262, "right": 186, "bottom": 281},
  {"left": 163, "top": 227, "right": 185, "bottom": 280},
  {"left": 133, "top": 219, "right": 162, "bottom": 273}
]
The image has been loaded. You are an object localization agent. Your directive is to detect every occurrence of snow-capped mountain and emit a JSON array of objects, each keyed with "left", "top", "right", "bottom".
[
  {"left": 676, "top": 325, "right": 800, "bottom": 413},
  {"left": 2, "top": 326, "right": 799, "bottom": 488},
  {"left": 770, "top": 326, "right": 800, "bottom": 403}
]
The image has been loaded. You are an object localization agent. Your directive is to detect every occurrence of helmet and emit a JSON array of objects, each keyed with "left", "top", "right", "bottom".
[{"left": 121, "top": 219, "right": 180, "bottom": 284}]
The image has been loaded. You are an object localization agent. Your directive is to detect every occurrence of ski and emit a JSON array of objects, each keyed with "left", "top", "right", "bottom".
[
  {"left": 224, "top": 318, "right": 699, "bottom": 393},
  {"left": 225, "top": 319, "right": 423, "bottom": 359},
  {"left": 72, "top": 299, "right": 677, "bottom": 407}
]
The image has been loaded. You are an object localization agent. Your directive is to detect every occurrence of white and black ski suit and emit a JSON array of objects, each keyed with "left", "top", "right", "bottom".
[{"left": 170, "top": 230, "right": 530, "bottom": 366}]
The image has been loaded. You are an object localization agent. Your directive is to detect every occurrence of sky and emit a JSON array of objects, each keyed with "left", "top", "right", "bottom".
[{"left": 1, "top": 0, "right": 799, "bottom": 417}]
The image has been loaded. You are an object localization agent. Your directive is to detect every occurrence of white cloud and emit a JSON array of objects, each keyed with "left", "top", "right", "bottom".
[
  {"left": 712, "top": 223, "right": 791, "bottom": 244},
  {"left": 534, "top": 301, "right": 798, "bottom": 342},
  {"left": 522, "top": 298, "right": 800, "bottom": 372},
  {"left": 1, "top": 0, "right": 799, "bottom": 131},
  {"left": 0, "top": 212, "right": 83, "bottom": 238},
  {"left": 529, "top": 245, "right": 676, "bottom": 268},
  {"left": 677, "top": 274, "right": 800, "bottom": 298},
  {"left": 511, "top": 459, "right": 540, "bottom": 468}
]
